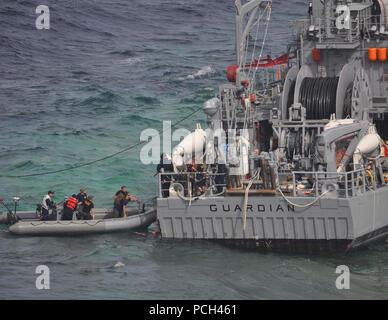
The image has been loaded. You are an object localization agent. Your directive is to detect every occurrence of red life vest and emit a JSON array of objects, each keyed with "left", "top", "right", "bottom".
[{"left": 66, "top": 197, "right": 77, "bottom": 210}]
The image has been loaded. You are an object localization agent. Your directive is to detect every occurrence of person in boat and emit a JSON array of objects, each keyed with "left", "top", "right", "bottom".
[
  {"left": 41, "top": 191, "right": 57, "bottom": 221},
  {"left": 62, "top": 194, "right": 78, "bottom": 221},
  {"left": 76, "top": 187, "right": 87, "bottom": 204},
  {"left": 112, "top": 186, "right": 140, "bottom": 218},
  {"left": 115, "top": 193, "right": 138, "bottom": 218},
  {"left": 156, "top": 153, "right": 174, "bottom": 197},
  {"left": 78, "top": 195, "right": 95, "bottom": 220},
  {"left": 114, "top": 185, "right": 128, "bottom": 203}
]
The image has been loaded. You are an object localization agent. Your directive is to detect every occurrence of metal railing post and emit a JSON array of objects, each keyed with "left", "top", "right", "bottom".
[
  {"left": 292, "top": 172, "right": 296, "bottom": 197},
  {"left": 158, "top": 174, "right": 162, "bottom": 198}
]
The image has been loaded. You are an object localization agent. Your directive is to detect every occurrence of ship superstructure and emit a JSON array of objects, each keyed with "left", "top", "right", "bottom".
[{"left": 156, "top": 0, "right": 388, "bottom": 253}]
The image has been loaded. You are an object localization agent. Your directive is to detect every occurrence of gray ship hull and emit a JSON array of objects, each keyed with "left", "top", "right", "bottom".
[{"left": 157, "top": 187, "right": 388, "bottom": 253}]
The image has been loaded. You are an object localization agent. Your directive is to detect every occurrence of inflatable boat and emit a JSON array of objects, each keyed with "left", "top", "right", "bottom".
[
  {"left": 8, "top": 207, "right": 157, "bottom": 236},
  {"left": 0, "top": 209, "right": 110, "bottom": 225}
]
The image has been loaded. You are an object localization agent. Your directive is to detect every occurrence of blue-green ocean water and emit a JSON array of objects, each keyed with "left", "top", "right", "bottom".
[{"left": 0, "top": 0, "right": 387, "bottom": 299}]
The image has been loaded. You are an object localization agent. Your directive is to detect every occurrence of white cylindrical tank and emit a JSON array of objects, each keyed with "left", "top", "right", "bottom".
[
  {"left": 353, "top": 133, "right": 382, "bottom": 169},
  {"left": 239, "top": 136, "right": 250, "bottom": 176},
  {"left": 356, "top": 133, "right": 381, "bottom": 156},
  {"left": 203, "top": 98, "right": 220, "bottom": 117},
  {"left": 172, "top": 124, "right": 207, "bottom": 171}
]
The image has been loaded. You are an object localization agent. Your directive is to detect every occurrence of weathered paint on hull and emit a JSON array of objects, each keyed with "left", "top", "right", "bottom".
[{"left": 156, "top": 187, "right": 388, "bottom": 253}]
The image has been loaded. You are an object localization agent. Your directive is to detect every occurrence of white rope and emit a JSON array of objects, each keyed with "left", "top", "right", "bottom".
[
  {"left": 277, "top": 187, "right": 330, "bottom": 209},
  {"left": 243, "top": 169, "right": 260, "bottom": 230}
]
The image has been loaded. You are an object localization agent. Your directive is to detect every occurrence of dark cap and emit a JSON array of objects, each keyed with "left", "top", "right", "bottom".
[
  {"left": 72, "top": 194, "right": 77, "bottom": 198},
  {"left": 48, "top": 191, "right": 54, "bottom": 195}
]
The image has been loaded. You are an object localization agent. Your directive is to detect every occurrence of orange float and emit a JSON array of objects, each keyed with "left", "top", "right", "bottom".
[
  {"left": 378, "top": 48, "right": 387, "bottom": 62},
  {"left": 368, "top": 48, "right": 377, "bottom": 61}
]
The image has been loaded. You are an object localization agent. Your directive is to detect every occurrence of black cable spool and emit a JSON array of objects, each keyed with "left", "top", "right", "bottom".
[
  {"left": 286, "top": 79, "right": 296, "bottom": 119},
  {"left": 299, "top": 77, "right": 339, "bottom": 119}
]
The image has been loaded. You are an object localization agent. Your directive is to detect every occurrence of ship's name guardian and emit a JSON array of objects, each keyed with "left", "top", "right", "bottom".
[{"left": 209, "top": 203, "right": 295, "bottom": 213}]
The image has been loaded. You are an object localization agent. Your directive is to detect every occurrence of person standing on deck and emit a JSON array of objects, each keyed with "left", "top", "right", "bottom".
[{"left": 156, "top": 153, "right": 174, "bottom": 197}]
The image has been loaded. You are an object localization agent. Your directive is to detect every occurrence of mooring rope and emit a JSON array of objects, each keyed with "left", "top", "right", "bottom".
[
  {"left": 243, "top": 169, "right": 260, "bottom": 231},
  {"left": 276, "top": 187, "right": 330, "bottom": 208}
]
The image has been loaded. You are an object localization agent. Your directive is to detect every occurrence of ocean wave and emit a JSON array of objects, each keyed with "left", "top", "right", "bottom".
[
  {"left": 119, "top": 113, "right": 162, "bottom": 126},
  {"left": 107, "top": 50, "right": 135, "bottom": 57},
  {"left": 118, "top": 57, "right": 144, "bottom": 65},
  {"left": 77, "top": 91, "right": 123, "bottom": 109},
  {"left": 134, "top": 96, "right": 160, "bottom": 105},
  {"left": 179, "top": 66, "right": 216, "bottom": 81}
]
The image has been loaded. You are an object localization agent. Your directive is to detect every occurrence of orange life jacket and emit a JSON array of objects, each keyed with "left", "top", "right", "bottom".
[{"left": 66, "top": 197, "right": 77, "bottom": 210}]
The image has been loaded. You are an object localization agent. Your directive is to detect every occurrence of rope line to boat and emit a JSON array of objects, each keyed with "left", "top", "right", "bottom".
[
  {"left": 30, "top": 220, "right": 103, "bottom": 226},
  {"left": 28, "top": 212, "right": 148, "bottom": 227},
  {"left": 276, "top": 187, "right": 330, "bottom": 208},
  {"left": 0, "top": 108, "right": 203, "bottom": 178}
]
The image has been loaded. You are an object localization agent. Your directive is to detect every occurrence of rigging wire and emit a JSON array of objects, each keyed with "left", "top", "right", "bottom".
[
  {"left": 249, "top": 3, "right": 272, "bottom": 93},
  {"left": 0, "top": 107, "right": 203, "bottom": 179},
  {"left": 246, "top": 6, "right": 266, "bottom": 80}
]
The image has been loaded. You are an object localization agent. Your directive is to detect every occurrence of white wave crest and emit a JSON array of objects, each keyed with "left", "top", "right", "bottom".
[
  {"left": 114, "top": 261, "right": 125, "bottom": 268},
  {"left": 180, "top": 66, "right": 215, "bottom": 80},
  {"left": 119, "top": 57, "right": 144, "bottom": 65}
]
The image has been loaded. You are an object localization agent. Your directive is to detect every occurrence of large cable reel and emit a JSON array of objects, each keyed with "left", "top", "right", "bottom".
[
  {"left": 282, "top": 63, "right": 365, "bottom": 120},
  {"left": 336, "top": 62, "right": 356, "bottom": 119},
  {"left": 351, "top": 67, "right": 373, "bottom": 120},
  {"left": 281, "top": 66, "right": 299, "bottom": 120}
]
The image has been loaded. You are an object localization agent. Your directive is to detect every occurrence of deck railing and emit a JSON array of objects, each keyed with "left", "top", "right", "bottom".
[
  {"left": 285, "top": 168, "right": 376, "bottom": 198},
  {"left": 290, "top": 15, "right": 388, "bottom": 44},
  {"left": 158, "top": 172, "right": 227, "bottom": 198}
]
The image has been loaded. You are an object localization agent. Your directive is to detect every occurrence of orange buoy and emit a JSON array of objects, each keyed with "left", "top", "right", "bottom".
[
  {"left": 226, "top": 65, "right": 238, "bottom": 82},
  {"left": 378, "top": 48, "right": 387, "bottom": 62},
  {"left": 369, "top": 48, "right": 377, "bottom": 61},
  {"left": 250, "top": 94, "right": 256, "bottom": 103}
]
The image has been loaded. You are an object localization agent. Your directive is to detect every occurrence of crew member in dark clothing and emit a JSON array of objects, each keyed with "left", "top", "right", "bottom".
[
  {"left": 114, "top": 186, "right": 128, "bottom": 202},
  {"left": 372, "top": 0, "right": 381, "bottom": 26},
  {"left": 41, "top": 191, "right": 57, "bottom": 221},
  {"left": 157, "top": 153, "right": 174, "bottom": 197},
  {"left": 215, "top": 163, "right": 226, "bottom": 193},
  {"left": 116, "top": 194, "right": 130, "bottom": 218},
  {"left": 62, "top": 194, "right": 78, "bottom": 221},
  {"left": 76, "top": 187, "right": 87, "bottom": 204},
  {"left": 112, "top": 186, "right": 139, "bottom": 218},
  {"left": 78, "top": 195, "right": 94, "bottom": 220}
]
